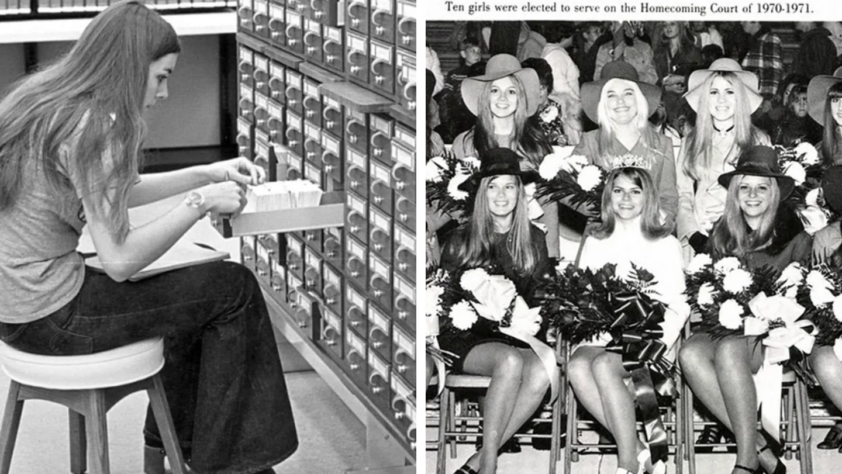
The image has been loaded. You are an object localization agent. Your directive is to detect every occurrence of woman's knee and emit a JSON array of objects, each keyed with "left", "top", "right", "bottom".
[
  {"left": 493, "top": 348, "right": 524, "bottom": 377},
  {"left": 679, "top": 335, "right": 712, "bottom": 371},
  {"left": 521, "top": 354, "right": 551, "bottom": 392},
  {"left": 591, "top": 351, "right": 622, "bottom": 381},
  {"left": 811, "top": 347, "right": 842, "bottom": 384},
  {"left": 567, "top": 350, "right": 594, "bottom": 386}
]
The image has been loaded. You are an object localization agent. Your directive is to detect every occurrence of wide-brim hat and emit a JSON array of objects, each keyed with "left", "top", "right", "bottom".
[
  {"left": 581, "top": 61, "right": 662, "bottom": 124},
  {"left": 459, "top": 147, "right": 539, "bottom": 192},
  {"left": 821, "top": 165, "right": 842, "bottom": 215},
  {"left": 718, "top": 145, "right": 794, "bottom": 199},
  {"left": 461, "top": 54, "right": 541, "bottom": 117},
  {"left": 807, "top": 67, "right": 842, "bottom": 125},
  {"left": 684, "top": 58, "right": 763, "bottom": 114}
]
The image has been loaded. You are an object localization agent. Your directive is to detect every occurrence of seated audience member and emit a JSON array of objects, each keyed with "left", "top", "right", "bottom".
[{"left": 521, "top": 57, "right": 582, "bottom": 147}]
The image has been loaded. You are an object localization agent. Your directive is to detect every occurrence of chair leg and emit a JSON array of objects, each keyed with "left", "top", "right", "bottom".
[
  {"left": 0, "top": 381, "right": 23, "bottom": 474},
  {"left": 685, "top": 391, "right": 696, "bottom": 474},
  {"left": 796, "top": 381, "right": 812, "bottom": 474},
  {"left": 436, "top": 387, "right": 450, "bottom": 474},
  {"left": 784, "top": 387, "right": 795, "bottom": 460},
  {"left": 69, "top": 409, "right": 86, "bottom": 474},
  {"left": 675, "top": 384, "right": 684, "bottom": 474},
  {"left": 148, "top": 375, "right": 187, "bottom": 474},
  {"left": 549, "top": 396, "right": 560, "bottom": 474},
  {"left": 564, "top": 389, "right": 575, "bottom": 474},
  {"left": 84, "top": 389, "right": 110, "bottom": 474}
]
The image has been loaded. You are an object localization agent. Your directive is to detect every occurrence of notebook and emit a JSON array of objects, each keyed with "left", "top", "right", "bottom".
[{"left": 85, "top": 242, "right": 230, "bottom": 282}]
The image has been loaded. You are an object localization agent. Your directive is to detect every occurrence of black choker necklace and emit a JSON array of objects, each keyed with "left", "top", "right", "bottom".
[{"left": 713, "top": 123, "right": 734, "bottom": 134}]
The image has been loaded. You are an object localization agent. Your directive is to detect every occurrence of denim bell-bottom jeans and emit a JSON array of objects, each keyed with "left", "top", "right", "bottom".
[{"left": 0, "top": 261, "right": 298, "bottom": 474}]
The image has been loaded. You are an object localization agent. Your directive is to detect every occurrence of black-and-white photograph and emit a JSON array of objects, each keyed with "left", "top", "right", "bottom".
[
  {"left": 425, "top": 19, "right": 842, "bottom": 474},
  {"left": 0, "top": 1, "right": 417, "bottom": 473}
]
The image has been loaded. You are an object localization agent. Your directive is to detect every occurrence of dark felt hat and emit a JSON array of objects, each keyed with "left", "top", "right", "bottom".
[
  {"left": 821, "top": 165, "right": 842, "bottom": 215},
  {"left": 581, "top": 61, "right": 662, "bottom": 123},
  {"left": 718, "top": 145, "right": 794, "bottom": 199},
  {"left": 459, "top": 148, "right": 539, "bottom": 192}
]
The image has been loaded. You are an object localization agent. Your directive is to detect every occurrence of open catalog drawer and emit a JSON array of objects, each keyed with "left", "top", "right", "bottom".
[{"left": 211, "top": 191, "right": 345, "bottom": 238}]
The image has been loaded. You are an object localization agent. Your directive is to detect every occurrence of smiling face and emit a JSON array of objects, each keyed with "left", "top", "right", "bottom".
[
  {"left": 708, "top": 75, "right": 736, "bottom": 123},
  {"left": 610, "top": 174, "right": 645, "bottom": 221},
  {"left": 486, "top": 175, "right": 519, "bottom": 218},
  {"left": 737, "top": 175, "right": 774, "bottom": 219},
  {"left": 488, "top": 76, "right": 519, "bottom": 119},
  {"left": 144, "top": 53, "right": 178, "bottom": 111},
  {"left": 603, "top": 79, "right": 639, "bottom": 125}
]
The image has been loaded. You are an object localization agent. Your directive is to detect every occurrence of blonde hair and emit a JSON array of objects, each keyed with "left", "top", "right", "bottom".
[
  {"left": 682, "top": 72, "right": 761, "bottom": 181},
  {"left": 452, "top": 175, "right": 538, "bottom": 276},
  {"left": 709, "top": 175, "right": 781, "bottom": 257},
  {"left": 591, "top": 167, "right": 670, "bottom": 240},
  {"left": 595, "top": 79, "right": 658, "bottom": 155}
]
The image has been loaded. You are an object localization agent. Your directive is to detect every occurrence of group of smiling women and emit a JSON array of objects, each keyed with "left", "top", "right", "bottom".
[{"left": 427, "top": 50, "right": 842, "bottom": 474}]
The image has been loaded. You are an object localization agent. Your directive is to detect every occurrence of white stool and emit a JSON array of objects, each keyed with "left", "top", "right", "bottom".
[{"left": 0, "top": 337, "right": 187, "bottom": 474}]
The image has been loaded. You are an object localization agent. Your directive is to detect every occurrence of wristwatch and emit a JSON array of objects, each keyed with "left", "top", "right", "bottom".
[{"left": 185, "top": 190, "right": 206, "bottom": 216}]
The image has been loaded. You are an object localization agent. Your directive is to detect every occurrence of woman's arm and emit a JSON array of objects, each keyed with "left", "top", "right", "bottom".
[
  {"left": 656, "top": 237, "right": 690, "bottom": 351},
  {"left": 129, "top": 158, "right": 264, "bottom": 208},
  {"left": 675, "top": 139, "right": 701, "bottom": 242},
  {"left": 656, "top": 137, "right": 679, "bottom": 229},
  {"left": 87, "top": 181, "right": 248, "bottom": 282}
]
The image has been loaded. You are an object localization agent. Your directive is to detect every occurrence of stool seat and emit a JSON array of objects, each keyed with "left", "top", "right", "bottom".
[{"left": 0, "top": 338, "right": 164, "bottom": 390}]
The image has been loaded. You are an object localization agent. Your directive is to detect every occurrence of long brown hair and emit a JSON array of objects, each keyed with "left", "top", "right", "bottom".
[
  {"left": 709, "top": 175, "right": 781, "bottom": 257},
  {"left": 0, "top": 1, "right": 180, "bottom": 241},
  {"left": 821, "top": 82, "right": 842, "bottom": 164},
  {"left": 682, "top": 72, "right": 762, "bottom": 181},
  {"left": 471, "top": 76, "right": 551, "bottom": 169},
  {"left": 590, "top": 167, "right": 670, "bottom": 240},
  {"left": 452, "top": 175, "right": 538, "bottom": 276}
]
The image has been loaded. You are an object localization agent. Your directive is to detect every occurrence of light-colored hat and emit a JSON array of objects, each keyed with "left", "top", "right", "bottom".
[
  {"left": 461, "top": 54, "right": 541, "bottom": 117},
  {"left": 683, "top": 58, "right": 763, "bottom": 113},
  {"left": 807, "top": 67, "right": 842, "bottom": 125},
  {"left": 580, "top": 61, "right": 661, "bottom": 123}
]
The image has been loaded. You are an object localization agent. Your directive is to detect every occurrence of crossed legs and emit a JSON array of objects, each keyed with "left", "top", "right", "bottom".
[{"left": 459, "top": 343, "right": 551, "bottom": 474}]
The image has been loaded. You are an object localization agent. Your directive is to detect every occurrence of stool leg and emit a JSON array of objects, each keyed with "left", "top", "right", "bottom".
[
  {"left": 84, "top": 390, "right": 110, "bottom": 474},
  {"left": 0, "top": 381, "right": 23, "bottom": 474},
  {"left": 436, "top": 387, "right": 450, "bottom": 474},
  {"left": 69, "top": 409, "right": 86, "bottom": 474},
  {"left": 148, "top": 375, "right": 187, "bottom": 474}
]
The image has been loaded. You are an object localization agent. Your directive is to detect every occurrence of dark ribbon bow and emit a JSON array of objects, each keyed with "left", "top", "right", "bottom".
[{"left": 605, "top": 290, "right": 671, "bottom": 464}]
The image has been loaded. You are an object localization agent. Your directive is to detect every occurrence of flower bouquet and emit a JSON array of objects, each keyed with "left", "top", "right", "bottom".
[
  {"left": 426, "top": 151, "right": 481, "bottom": 218},
  {"left": 775, "top": 142, "right": 836, "bottom": 233},
  {"left": 535, "top": 152, "right": 605, "bottom": 217},
  {"left": 794, "top": 264, "right": 842, "bottom": 356},
  {"left": 538, "top": 261, "right": 674, "bottom": 464}
]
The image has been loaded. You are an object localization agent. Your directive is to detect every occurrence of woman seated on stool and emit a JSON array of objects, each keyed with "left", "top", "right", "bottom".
[
  {"left": 567, "top": 164, "right": 689, "bottom": 474},
  {"left": 0, "top": 3, "right": 296, "bottom": 473},
  {"left": 437, "top": 148, "right": 552, "bottom": 474},
  {"left": 679, "top": 146, "right": 811, "bottom": 474}
]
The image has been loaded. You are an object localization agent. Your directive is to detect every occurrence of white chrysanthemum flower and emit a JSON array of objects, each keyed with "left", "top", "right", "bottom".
[
  {"left": 718, "top": 299, "right": 744, "bottom": 330},
  {"left": 426, "top": 284, "right": 444, "bottom": 318},
  {"left": 722, "top": 268, "right": 753, "bottom": 294},
  {"left": 577, "top": 165, "right": 603, "bottom": 192},
  {"left": 783, "top": 161, "right": 806, "bottom": 186},
  {"left": 811, "top": 286, "right": 836, "bottom": 307},
  {"left": 450, "top": 301, "right": 478, "bottom": 330},
  {"left": 697, "top": 283, "right": 716, "bottom": 307},
  {"left": 540, "top": 105, "right": 559, "bottom": 123},
  {"left": 426, "top": 157, "right": 448, "bottom": 183},
  {"left": 687, "top": 253, "right": 713, "bottom": 275},
  {"left": 539, "top": 152, "right": 567, "bottom": 180},
  {"left": 795, "top": 142, "right": 819, "bottom": 165},
  {"left": 833, "top": 295, "right": 842, "bottom": 323},
  {"left": 447, "top": 172, "right": 471, "bottom": 201},
  {"left": 714, "top": 257, "right": 741, "bottom": 275},
  {"left": 777, "top": 262, "right": 804, "bottom": 292},
  {"left": 807, "top": 270, "right": 834, "bottom": 290},
  {"left": 460, "top": 268, "right": 490, "bottom": 292}
]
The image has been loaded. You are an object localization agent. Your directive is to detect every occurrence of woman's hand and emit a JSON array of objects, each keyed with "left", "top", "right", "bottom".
[
  {"left": 199, "top": 181, "right": 248, "bottom": 217},
  {"left": 205, "top": 157, "right": 266, "bottom": 186}
]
